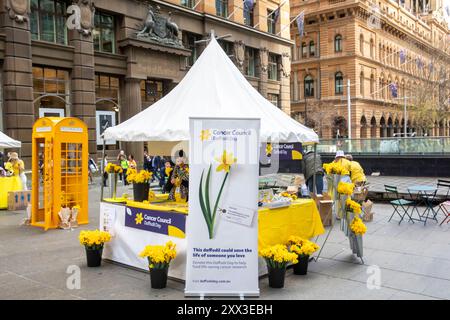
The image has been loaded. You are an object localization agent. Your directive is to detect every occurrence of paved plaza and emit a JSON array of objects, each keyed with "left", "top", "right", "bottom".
[{"left": 1, "top": 177, "right": 450, "bottom": 300}]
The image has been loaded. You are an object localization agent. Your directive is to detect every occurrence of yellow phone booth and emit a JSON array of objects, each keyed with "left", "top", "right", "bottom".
[{"left": 31, "top": 117, "right": 89, "bottom": 230}]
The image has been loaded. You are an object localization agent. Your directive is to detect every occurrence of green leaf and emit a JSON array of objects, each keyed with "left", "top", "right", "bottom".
[
  {"left": 199, "top": 170, "right": 211, "bottom": 230},
  {"left": 205, "top": 164, "right": 212, "bottom": 222},
  {"left": 212, "top": 172, "right": 229, "bottom": 226}
]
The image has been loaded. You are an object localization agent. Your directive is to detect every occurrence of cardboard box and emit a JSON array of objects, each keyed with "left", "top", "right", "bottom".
[
  {"left": 311, "top": 193, "right": 333, "bottom": 227},
  {"left": 8, "top": 190, "right": 31, "bottom": 211},
  {"left": 362, "top": 200, "right": 373, "bottom": 222},
  {"left": 353, "top": 187, "right": 369, "bottom": 202},
  {"left": 293, "top": 175, "right": 305, "bottom": 187}
]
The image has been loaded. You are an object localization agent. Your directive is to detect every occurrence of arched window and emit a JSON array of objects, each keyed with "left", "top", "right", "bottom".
[
  {"left": 360, "top": 34, "right": 364, "bottom": 55},
  {"left": 334, "top": 34, "right": 342, "bottom": 52},
  {"left": 304, "top": 75, "right": 314, "bottom": 97},
  {"left": 335, "top": 72, "right": 344, "bottom": 95},
  {"left": 370, "top": 39, "right": 374, "bottom": 58},
  {"left": 360, "top": 71, "right": 364, "bottom": 96},
  {"left": 370, "top": 74, "right": 375, "bottom": 96},
  {"left": 309, "top": 41, "right": 315, "bottom": 57},
  {"left": 301, "top": 42, "right": 307, "bottom": 58}
]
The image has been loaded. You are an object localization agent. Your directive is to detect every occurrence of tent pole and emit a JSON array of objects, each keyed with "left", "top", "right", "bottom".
[
  {"left": 100, "top": 137, "right": 105, "bottom": 201},
  {"left": 312, "top": 143, "right": 317, "bottom": 196}
]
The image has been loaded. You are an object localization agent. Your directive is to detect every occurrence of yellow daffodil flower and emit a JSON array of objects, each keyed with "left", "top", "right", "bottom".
[
  {"left": 215, "top": 151, "right": 237, "bottom": 173},
  {"left": 200, "top": 129, "right": 211, "bottom": 141}
]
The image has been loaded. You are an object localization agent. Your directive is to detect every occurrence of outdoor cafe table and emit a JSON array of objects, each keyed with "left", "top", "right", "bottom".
[{"left": 407, "top": 185, "right": 438, "bottom": 225}]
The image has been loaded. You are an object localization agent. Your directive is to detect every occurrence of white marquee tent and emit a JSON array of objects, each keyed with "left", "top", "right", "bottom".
[
  {"left": 0, "top": 130, "right": 21, "bottom": 148},
  {"left": 104, "top": 37, "right": 318, "bottom": 144}
]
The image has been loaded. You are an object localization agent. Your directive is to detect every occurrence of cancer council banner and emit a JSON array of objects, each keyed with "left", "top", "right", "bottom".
[{"left": 186, "top": 117, "right": 260, "bottom": 297}]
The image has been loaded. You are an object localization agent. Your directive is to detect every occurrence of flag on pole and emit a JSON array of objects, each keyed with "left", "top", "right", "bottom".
[
  {"left": 273, "top": 7, "right": 280, "bottom": 23},
  {"left": 416, "top": 56, "right": 423, "bottom": 69},
  {"left": 389, "top": 83, "right": 398, "bottom": 98},
  {"left": 399, "top": 49, "right": 406, "bottom": 64},
  {"left": 243, "top": 0, "right": 254, "bottom": 10},
  {"left": 296, "top": 12, "right": 305, "bottom": 37}
]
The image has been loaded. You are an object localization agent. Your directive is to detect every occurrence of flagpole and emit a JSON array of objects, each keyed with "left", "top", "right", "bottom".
[
  {"left": 192, "top": 0, "right": 204, "bottom": 10},
  {"left": 275, "top": 10, "right": 305, "bottom": 36}
]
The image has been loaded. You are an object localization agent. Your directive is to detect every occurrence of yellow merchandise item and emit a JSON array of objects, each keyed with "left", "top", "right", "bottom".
[{"left": 349, "top": 161, "right": 366, "bottom": 184}]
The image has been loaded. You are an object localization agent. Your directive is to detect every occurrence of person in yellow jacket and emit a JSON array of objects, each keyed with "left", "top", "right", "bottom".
[
  {"left": 333, "top": 150, "right": 352, "bottom": 172},
  {"left": 345, "top": 154, "right": 366, "bottom": 185}
]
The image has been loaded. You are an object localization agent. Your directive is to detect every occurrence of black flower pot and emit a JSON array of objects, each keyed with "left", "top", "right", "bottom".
[
  {"left": 267, "top": 266, "right": 286, "bottom": 288},
  {"left": 85, "top": 247, "right": 103, "bottom": 267},
  {"left": 293, "top": 255, "right": 309, "bottom": 275},
  {"left": 150, "top": 266, "right": 169, "bottom": 289},
  {"left": 133, "top": 183, "right": 150, "bottom": 202}
]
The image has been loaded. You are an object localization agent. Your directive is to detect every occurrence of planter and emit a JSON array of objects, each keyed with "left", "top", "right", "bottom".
[
  {"left": 150, "top": 266, "right": 169, "bottom": 289},
  {"left": 109, "top": 173, "right": 117, "bottom": 199},
  {"left": 267, "top": 266, "right": 286, "bottom": 288},
  {"left": 293, "top": 255, "right": 309, "bottom": 275},
  {"left": 133, "top": 183, "right": 150, "bottom": 202},
  {"left": 85, "top": 247, "right": 103, "bottom": 267}
]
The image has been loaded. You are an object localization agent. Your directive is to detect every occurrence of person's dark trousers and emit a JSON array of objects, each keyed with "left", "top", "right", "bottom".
[
  {"left": 103, "top": 172, "right": 108, "bottom": 187},
  {"left": 307, "top": 174, "right": 324, "bottom": 194},
  {"left": 123, "top": 168, "right": 128, "bottom": 185}
]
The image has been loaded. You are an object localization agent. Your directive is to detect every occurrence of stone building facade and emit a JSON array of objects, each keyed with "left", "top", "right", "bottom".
[
  {"left": 290, "top": 0, "right": 450, "bottom": 139},
  {"left": 0, "top": 0, "right": 293, "bottom": 166}
]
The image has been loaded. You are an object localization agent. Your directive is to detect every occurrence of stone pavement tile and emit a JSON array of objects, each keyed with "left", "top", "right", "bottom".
[
  {"left": 1, "top": 285, "right": 82, "bottom": 300},
  {"left": 422, "top": 277, "right": 450, "bottom": 300},
  {"left": 305, "top": 257, "right": 340, "bottom": 273},
  {"left": 312, "top": 242, "right": 347, "bottom": 260},
  {"left": 0, "top": 274, "right": 44, "bottom": 299},
  {"left": 389, "top": 291, "right": 437, "bottom": 300},
  {"left": 312, "top": 259, "right": 368, "bottom": 280}
]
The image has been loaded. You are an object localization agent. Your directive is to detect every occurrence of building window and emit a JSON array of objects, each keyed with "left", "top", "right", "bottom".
[
  {"left": 95, "top": 74, "right": 119, "bottom": 111},
  {"left": 370, "top": 39, "right": 374, "bottom": 58},
  {"left": 181, "top": 0, "right": 196, "bottom": 8},
  {"left": 301, "top": 42, "right": 307, "bottom": 58},
  {"left": 335, "top": 71, "right": 344, "bottom": 95},
  {"left": 94, "top": 12, "right": 115, "bottom": 53},
  {"left": 243, "top": 3, "right": 254, "bottom": 26},
  {"left": 267, "top": 93, "right": 279, "bottom": 107},
  {"left": 360, "top": 72, "right": 364, "bottom": 96},
  {"left": 334, "top": 34, "right": 342, "bottom": 52},
  {"left": 141, "top": 79, "right": 164, "bottom": 106},
  {"left": 304, "top": 75, "right": 314, "bottom": 97},
  {"left": 360, "top": 34, "right": 364, "bottom": 55},
  {"left": 268, "top": 54, "right": 279, "bottom": 81},
  {"left": 245, "top": 47, "right": 256, "bottom": 77},
  {"left": 30, "top": 0, "right": 67, "bottom": 45},
  {"left": 370, "top": 74, "right": 375, "bottom": 96},
  {"left": 33, "top": 66, "right": 70, "bottom": 115},
  {"left": 267, "top": 10, "right": 276, "bottom": 34},
  {"left": 216, "top": 0, "right": 228, "bottom": 18},
  {"left": 183, "top": 32, "right": 201, "bottom": 67},
  {"left": 218, "top": 40, "right": 233, "bottom": 56},
  {"left": 309, "top": 41, "right": 315, "bottom": 57}
]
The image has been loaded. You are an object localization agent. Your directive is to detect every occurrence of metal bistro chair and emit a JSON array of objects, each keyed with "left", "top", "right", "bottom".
[
  {"left": 385, "top": 185, "right": 414, "bottom": 225},
  {"left": 420, "top": 188, "right": 439, "bottom": 225},
  {"left": 435, "top": 180, "right": 450, "bottom": 221},
  {"left": 438, "top": 201, "right": 450, "bottom": 226}
]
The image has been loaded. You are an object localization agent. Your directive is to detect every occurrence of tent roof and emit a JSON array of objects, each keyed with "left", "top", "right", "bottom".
[
  {"left": 0, "top": 130, "right": 21, "bottom": 148},
  {"left": 104, "top": 37, "right": 318, "bottom": 144}
]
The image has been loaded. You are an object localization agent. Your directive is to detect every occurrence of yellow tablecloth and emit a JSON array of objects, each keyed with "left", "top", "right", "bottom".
[
  {"left": 0, "top": 176, "right": 23, "bottom": 209},
  {"left": 104, "top": 197, "right": 325, "bottom": 246},
  {"left": 258, "top": 199, "right": 325, "bottom": 248}
]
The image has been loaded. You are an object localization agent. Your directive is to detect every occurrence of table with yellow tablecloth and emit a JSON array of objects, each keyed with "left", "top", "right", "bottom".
[
  {"left": 258, "top": 199, "right": 325, "bottom": 248},
  {"left": 0, "top": 176, "right": 23, "bottom": 209}
]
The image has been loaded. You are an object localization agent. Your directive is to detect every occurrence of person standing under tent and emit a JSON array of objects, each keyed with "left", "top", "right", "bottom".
[
  {"left": 117, "top": 150, "right": 129, "bottom": 185},
  {"left": 333, "top": 150, "right": 352, "bottom": 183},
  {"left": 103, "top": 155, "right": 108, "bottom": 187},
  {"left": 143, "top": 148, "right": 152, "bottom": 172},
  {"left": 128, "top": 154, "right": 137, "bottom": 171},
  {"left": 151, "top": 155, "right": 161, "bottom": 183},
  {"left": 345, "top": 154, "right": 366, "bottom": 186},
  {"left": 168, "top": 157, "right": 189, "bottom": 202},
  {"left": 303, "top": 149, "right": 324, "bottom": 195},
  {"left": 9, "top": 152, "right": 27, "bottom": 191},
  {"left": 88, "top": 156, "right": 98, "bottom": 184}
]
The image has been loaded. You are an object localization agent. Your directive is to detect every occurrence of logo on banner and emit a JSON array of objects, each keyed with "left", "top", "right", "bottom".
[
  {"left": 199, "top": 128, "right": 252, "bottom": 142},
  {"left": 125, "top": 206, "right": 186, "bottom": 238}
]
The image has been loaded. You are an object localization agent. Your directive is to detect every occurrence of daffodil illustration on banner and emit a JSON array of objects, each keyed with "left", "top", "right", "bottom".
[
  {"left": 199, "top": 150, "right": 237, "bottom": 239},
  {"left": 186, "top": 117, "right": 260, "bottom": 297}
]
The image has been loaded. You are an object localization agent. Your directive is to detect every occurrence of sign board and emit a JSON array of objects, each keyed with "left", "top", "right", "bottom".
[
  {"left": 186, "top": 117, "right": 260, "bottom": 297},
  {"left": 260, "top": 142, "right": 303, "bottom": 174}
]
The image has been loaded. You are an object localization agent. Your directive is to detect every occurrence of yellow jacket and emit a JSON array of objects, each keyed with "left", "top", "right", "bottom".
[
  {"left": 334, "top": 158, "right": 352, "bottom": 172},
  {"left": 349, "top": 161, "right": 366, "bottom": 183}
]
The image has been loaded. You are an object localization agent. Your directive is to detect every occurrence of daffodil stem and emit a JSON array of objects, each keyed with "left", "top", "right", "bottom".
[{"left": 210, "top": 172, "right": 229, "bottom": 238}]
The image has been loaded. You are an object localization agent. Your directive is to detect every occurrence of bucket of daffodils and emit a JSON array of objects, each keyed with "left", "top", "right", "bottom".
[
  {"left": 259, "top": 244, "right": 298, "bottom": 288},
  {"left": 79, "top": 230, "right": 111, "bottom": 267},
  {"left": 287, "top": 236, "right": 320, "bottom": 275},
  {"left": 139, "top": 241, "right": 177, "bottom": 289}
]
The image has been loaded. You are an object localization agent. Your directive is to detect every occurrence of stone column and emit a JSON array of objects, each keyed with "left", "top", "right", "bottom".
[
  {"left": 70, "top": 30, "right": 96, "bottom": 157},
  {"left": 2, "top": 0, "right": 34, "bottom": 166},
  {"left": 279, "top": 53, "right": 291, "bottom": 114},
  {"left": 258, "top": 47, "right": 268, "bottom": 98},
  {"left": 122, "top": 78, "right": 144, "bottom": 166}
]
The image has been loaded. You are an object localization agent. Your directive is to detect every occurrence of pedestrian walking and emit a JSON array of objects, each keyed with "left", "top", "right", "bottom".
[{"left": 303, "top": 149, "right": 324, "bottom": 195}]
